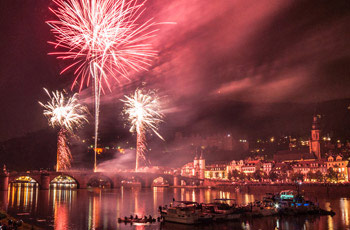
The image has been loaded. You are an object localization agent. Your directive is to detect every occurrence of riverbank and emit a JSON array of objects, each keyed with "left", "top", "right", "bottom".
[
  {"left": 0, "top": 209, "right": 42, "bottom": 230},
  {"left": 224, "top": 183, "right": 350, "bottom": 195},
  {"left": 170, "top": 183, "right": 350, "bottom": 195}
]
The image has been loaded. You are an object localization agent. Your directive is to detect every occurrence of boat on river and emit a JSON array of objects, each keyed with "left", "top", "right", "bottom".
[
  {"left": 160, "top": 201, "right": 212, "bottom": 224},
  {"left": 118, "top": 215, "right": 157, "bottom": 224},
  {"left": 201, "top": 199, "right": 242, "bottom": 221},
  {"left": 242, "top": 200, "right": 278, "bottom": 217},
  {"left": 276, "top": 190, "right": 335, "bottom": 216},
  {"left": 159, "top": 190, "right": 336, "bottom": 225}
]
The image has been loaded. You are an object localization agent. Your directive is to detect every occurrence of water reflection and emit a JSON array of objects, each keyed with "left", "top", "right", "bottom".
[
  {"left": 54, "top": 202, "right": 68, "bottom": 230},
  {"left": 8, "top": 183, "right": 38, "bottom": 213},
  {"left": 340, "top": 198, "right": 349, "bottom": 226},
  {"left": 0, "top": 185, "right": 350, "bottom": 229}
]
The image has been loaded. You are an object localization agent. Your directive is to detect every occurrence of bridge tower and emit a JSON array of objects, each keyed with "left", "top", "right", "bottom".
[
  {"left": 199, "top": 152, "right": 205, "bottom": 179},
  {"left": 173, "top": 176, "right": 179, "bottom": 186}
]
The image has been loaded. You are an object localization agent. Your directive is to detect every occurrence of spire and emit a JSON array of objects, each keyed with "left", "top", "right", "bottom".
[
  {"left": 194, "top": 148, "right": 198, "bottom": 160},
  {"left": 312, "top": 114, "right": 320, "bottom": 130},
  {"left": 200, "top": 149, "right": 204, "bottom": 159}
]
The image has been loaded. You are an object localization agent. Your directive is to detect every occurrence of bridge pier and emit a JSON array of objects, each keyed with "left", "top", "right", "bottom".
[
  {"left": 173, "top": 176, "right": 179, "bottom": 186},
  {"left": 111, "top": 176, "right": 121, "bottom": 188},
  {"left": 41, "top": 173, "right": 50, "bottom": 190},
  {"left": 141, "top": 177, "right": 152, "bottom": 188},
  {"left": 77, "top": 174, "right": 89, "bottom": 189}
]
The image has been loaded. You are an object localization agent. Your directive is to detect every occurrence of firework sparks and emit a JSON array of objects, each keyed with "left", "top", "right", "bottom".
[
  {"left": 47, "top": 0, "right": 159, "bottom": 171},
  {"left": 122, "top": 89, "right": 164, "bottom": 171},
  {"left": 39, "top": 88, "right": 88, "bottom": 171},
  {"left": 57, "top": 129, "right": 73, "bottom": 171}
]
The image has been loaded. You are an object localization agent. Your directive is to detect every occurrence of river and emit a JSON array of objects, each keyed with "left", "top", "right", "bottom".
[{"left": 0, "top": 184, "right": 349, "bottom": 229}]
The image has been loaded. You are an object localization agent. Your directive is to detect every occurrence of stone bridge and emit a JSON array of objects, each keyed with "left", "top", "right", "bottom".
[{"left": 0, "top": 170, "right": 203, "bottom": 190}]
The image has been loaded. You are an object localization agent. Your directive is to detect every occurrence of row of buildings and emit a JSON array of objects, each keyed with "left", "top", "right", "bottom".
[
  {"left": 181, "top": 152, "right": 350, "bottom": 182},
  {"left": 180, "top": 116, "right": 350, "bottom": 182}
]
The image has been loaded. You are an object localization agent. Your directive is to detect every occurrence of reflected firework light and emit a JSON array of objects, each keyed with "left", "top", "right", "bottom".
[
  {"left": 39, "top": 88, "right": 88, "bottom": 171},
  {"left": 47, "top": 0, "right": 160, "bottom": 172},
  {"left": 122, "top": 89, "right": 164, "bottom": 171}
]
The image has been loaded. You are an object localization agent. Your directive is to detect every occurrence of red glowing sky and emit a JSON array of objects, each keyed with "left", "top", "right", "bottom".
[{"left": 0, "top": 0, "right": 349, "bottom": 140}]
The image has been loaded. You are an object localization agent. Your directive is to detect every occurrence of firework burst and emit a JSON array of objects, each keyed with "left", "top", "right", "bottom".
[
  {"left": 47, "top": 0, "right": 159, "bottom": 171},
  {"left": 39, "top": 88, "right": 88, "bottom": 171},
  {"left": 122, "top": 89, "right": 164, "bottom": 171}
]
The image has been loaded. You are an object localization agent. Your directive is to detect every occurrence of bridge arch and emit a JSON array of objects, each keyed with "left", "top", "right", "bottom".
[
  {"left": 179, "top": 177, "right": 201, "bottom": 186},
  {"left": 152, "top": 176, "right": 170, "bottom": 187},
  {"left": 87, "top": 174, "right": 113, "bottom": 188},
  {"left": 129, "top": 174, "right": 175, "bottom": 188},
  {"left": 9, "top": 175, "right": 40, "bottom": 188},
  {"left": 50, "top": 175, "right": 78, "bottom": 189}
]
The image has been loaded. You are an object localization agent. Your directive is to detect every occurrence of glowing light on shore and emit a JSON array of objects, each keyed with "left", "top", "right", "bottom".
[
  {"left": 39, "top": 89, "right": 88, "bottom": 171},
  {"left": 122, "top": 89, "right": 164, "bottom": 171},
  {"left": 47, "top": 0, "right": 160, "bottom": 171}
]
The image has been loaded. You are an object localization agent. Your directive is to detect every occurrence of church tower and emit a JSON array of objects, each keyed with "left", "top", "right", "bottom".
[{"left": 309, "top": 115, "right": 321, "bottom": 159}]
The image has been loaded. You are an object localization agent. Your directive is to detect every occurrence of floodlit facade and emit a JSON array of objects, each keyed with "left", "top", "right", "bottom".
[
  {"left": 241, "top": 161, "right": 261, "bottom": 174},
  {"left": 204, "top": 164, "right": 228, "bottom": 179},
  {"left": 326, "top": 155, "right": 349, "bottom": 181}
]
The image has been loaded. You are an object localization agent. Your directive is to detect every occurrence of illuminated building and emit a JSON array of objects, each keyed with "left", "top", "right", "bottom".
[
  {"left": 291, "top": 160, "right": 327, "bottom": 177},
  {"left": 204, "top": 163, "right": 228, "bottom": 179},
  {"left": 326, "top": 155, "right": 349, "bottom": 182},
  {"left": 180, "top": 153, "right": 205, "bottom": 179},
  {"left": 241, "top": 160, "right": 261, "bottom": 174},
  {"left": 271, "top": 163, "right": 293, "bottom": 181},
  {"left": 181, "top": 162, "right": 195, "bottom": 177},
  {"left": 262, "top": 162, "right": 273, "bottom": 175},
  {"left": 226, "top": 160, "right": 244, "bottom": 174}
]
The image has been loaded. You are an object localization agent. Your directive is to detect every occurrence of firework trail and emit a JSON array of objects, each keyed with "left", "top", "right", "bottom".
[
  {"left": 47, "top": 0, "right": 159, "bottom": 171},
  {"left": 122, "top": 89, "right": 164, "bottom": 171},
  {"left": 39, "top": 88, "right": 88, "bottom": 171},
  {"left": 57, "top": 129, "right": 72, "bottom": 170}
]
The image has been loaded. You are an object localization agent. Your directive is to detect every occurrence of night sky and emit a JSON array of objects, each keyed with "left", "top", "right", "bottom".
[{"left": 0, "top": 0, "right": 350, "bottom": 142}]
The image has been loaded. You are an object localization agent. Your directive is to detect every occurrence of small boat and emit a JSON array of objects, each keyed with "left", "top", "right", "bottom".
[
  {"left": 242, "top": 199, "right": 278, "bottom": 217},
  {"left": 118, "top": 216, "right": 156, "bottom": 223},
  {"left": 160, "top": 201, "right": 209, "bottom": 224},
  {"left": 254, "top": 206, "right": 277, "bottom": 217},
  {"left": 202, "top": 199, "right": 242, "bottom": 221},
  {"left": 16, "top": 213, "right": 30, "bottom": 216}
]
